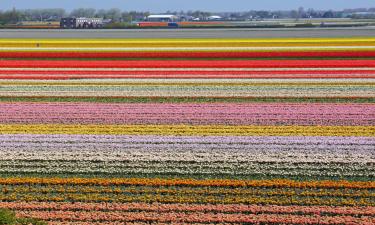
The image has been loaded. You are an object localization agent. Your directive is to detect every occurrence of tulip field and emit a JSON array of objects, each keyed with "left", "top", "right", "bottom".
[{"left": 0, "top": 37, "right": 374, "bottom": 224}]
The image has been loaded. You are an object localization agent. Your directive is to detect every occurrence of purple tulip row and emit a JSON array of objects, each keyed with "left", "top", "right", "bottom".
[{"left": 0, "top": 102, "right": 373, "bottom": 125}]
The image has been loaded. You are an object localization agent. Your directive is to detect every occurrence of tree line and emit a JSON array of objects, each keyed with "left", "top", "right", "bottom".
[
  {"left": 1, "top": 7, "right": 375, "bottom": 25},
  {"left": 0, "top": 8, "right": 152, "bottom": 24}
]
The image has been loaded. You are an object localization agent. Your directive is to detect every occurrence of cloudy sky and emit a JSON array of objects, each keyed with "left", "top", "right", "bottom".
[{"left": 1, "top": 0, "right": 374, "bottom": 12}]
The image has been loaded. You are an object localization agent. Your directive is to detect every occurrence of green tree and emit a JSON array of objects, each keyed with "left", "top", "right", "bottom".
[
  {"left": 0, "top": 209, "right": 47, "bottom": 225},
  {"left": 0, "top": 209, "right": 16, "bottom": 225},
  {"left": 70, "top": 8, "right": 96, "bottom": 18},
  {"left": 106, "top": 8, "right": 122, "bottom": 22}
]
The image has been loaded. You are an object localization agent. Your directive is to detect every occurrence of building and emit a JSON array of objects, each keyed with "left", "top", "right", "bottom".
[
  {"left": 60, "top": 17, "right": 104, "bottom": 29},
  {"left": 207, "top": 15, "right": 223, "bottom": 21},
  {"left": 350, "top": 12, "right": 375, "bottom": 18},
  {"left": 146, "top": 15, "right": 178, "bottom": 22}
]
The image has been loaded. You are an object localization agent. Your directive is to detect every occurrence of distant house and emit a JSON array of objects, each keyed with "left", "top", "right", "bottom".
[
  {"left": 351, "top": 12, "right": 375, "bottom": 18},
  {"left": 207, "top": 15, "right": 223, "bottom": 21},
  {"left": 146, "top": 15, "right": 178, "bottom": 22},
  {"left": 103, "top": 19, "right": 113, "bottom": 24},
  {"left": 179, "top": 15, "right": 194, "bottom": 21}
]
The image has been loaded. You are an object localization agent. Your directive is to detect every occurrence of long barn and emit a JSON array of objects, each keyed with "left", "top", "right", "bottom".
[{"left": 60, "top": 17, "right": 103, "bottom": 28}]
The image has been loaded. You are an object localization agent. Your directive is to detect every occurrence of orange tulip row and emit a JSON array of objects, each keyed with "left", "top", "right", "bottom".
[{"left": 0, "top": 177, "right": 374, "bottom": 189}]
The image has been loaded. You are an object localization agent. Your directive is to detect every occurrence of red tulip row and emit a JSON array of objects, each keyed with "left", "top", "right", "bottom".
[
  {"left": 1, "top": 60, "right": 375, "bottom": 68},
  {"left": 0, "top": 70, "right": 374, "bottom": 80},
  {"left": 2, "top": 51, "right": 375, "bottom": 58},
  {"left": 1, "top": 59, "right": 374, "bottom": 80},
  {"left": 1, "top": 69, "right": 375, "bottom": 75}
]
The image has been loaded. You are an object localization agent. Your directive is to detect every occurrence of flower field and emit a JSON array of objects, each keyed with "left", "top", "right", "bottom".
[{"left": 0, "top": 37, "right": 374, "bottom": 224}]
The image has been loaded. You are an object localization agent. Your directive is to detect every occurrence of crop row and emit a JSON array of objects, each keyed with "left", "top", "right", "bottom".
[
  {"left": 1, "top": 192, "right": 373, "bottom": 206},
  {"left": 2, "top": 51, "right": 375, "bottom": 58},
  {"left": 0, "top": 38, "right": 374, "bottom": 46},
  {"left": 0, "top": 124, "right": 373, "bottom": 136},
  {"left": 3, "top": 83, "right": 372, "bottom": 88},
  {"left": 3, "top": 78, "right": 373, "bottom": 84},
  {"left": 1, "top": 69, "right": 374, "bottom": 80},
  {"left": 2, "top": 46, "right": 375, "bottom": 52},
  {"left": 2, "top": 82, "right": 373, "bottom": 86},
  {"left": 1, "top": 134, "right": 373, "bottom": 180},
  {"left": 3, "top": 148, "right": 373, "bottom": 163},
  {"left": 48, "top": 222, "right": 216, "bottom": 225},
  {"left": 2, "top": 60, "right": 375, "bottom": 68},
  {"left": 0, "top": 135, "right": 374, "bottom": 179},
  {"left": 1, "top": 96, "right": 373, "bottom": 103},
  {"left": 3, "top": 134, "right": 372, "bottom": 143},
  {"left": 1, "top": 68, "right": 375, "bottom": 73},
  {"left": 1, "top": 190, "right": 374, "bottom": 206},
  {"left": 1, "top": 160, "right": 373, "bottom": 180},
  {"left": 0, "top": 177, "right": 374, "bottom": 188},
  {"left": 0, "top": 37, "right": 373, "bottom": 44},
  {"left": 3, "top": 184, "right": 375, "bottom": 197},
  {"left": 0, "top": 85, "right": 372, "bottom": 98},
  {"left": 0, "top": 102, "right": 372, "bottom": 125},
  {"left": 2, "top": 202, "right": 374, "bottom": 216},
  {"left": 14, "top": 210, "right": 375, "bottom": 224},
  {"left": 7, "top": 46, "right": 374, "bottom": 51},
  {"left": 1, "top": 134, "right": 373, "bottom": 150}
]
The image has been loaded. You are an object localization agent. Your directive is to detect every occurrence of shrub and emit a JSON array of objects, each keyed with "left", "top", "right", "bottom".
[
  {"left": 0, "top": 209, "right": 16, "bottom": 225},
  {"left": 0, "top": 209, "right": 47, "bottom": 225}
]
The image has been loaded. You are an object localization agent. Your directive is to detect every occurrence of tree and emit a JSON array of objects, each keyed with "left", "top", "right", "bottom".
[
  {"left": 0, "top": 209, "right": 15, "bottom": 225},
  {"left": 121, "top": 11, "right": 131, "bottom": 22},
  {"left": 22, "top": 9, "right": 66, "bottom": 21},
  {"left": 290, "top": 10, "right": 298, "bottom": 20},
  {"left": 70, "top": 8, "right": 96, "bottom": 18},
  {"left": 256, "top": 11, "right": 270, "bottom": 18},
  {"left": 106, "top": 8, "right": 122, "bottom": 22},
  {"left": 0, "top": 208, "right": 47, "bottom": 225},
  {"left": 0, "top": 8, "right": 22, "bottom": 24},
  {"left": 323, "top": 10, "right": 334, "bottom": 18},
  {"left": 191, "top": 11, "right": 211, "bottom": 20},
  {"left": 9, "top": 7, "right": 20, "bottom": 23},
  {"left": 291, "top": 7, "right": 304, "bottom": 21},
  {"left": 307, "top": 8, "right": 317, "bottom": 18},
  {"left": 298, "top": 7, "right": 305, "bottom": 18}
]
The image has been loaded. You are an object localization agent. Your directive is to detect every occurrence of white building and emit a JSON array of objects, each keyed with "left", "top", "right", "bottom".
[
  {"left": 146, "top": 15, "right": 178, "bottom": 22},
  {"left": 207, "top": 15, "right": 223, "bottom": 21}
]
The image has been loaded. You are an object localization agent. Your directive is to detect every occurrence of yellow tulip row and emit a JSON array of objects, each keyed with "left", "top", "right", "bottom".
[
  {"left": 0, "top": 124, "right": 373, "bottom": 136},
  {"left": 0, "top": 38, "right": 375, "bottom": 48}
]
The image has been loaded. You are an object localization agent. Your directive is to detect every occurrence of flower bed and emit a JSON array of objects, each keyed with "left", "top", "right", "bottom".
[{"left": 0, "top": 38, "right": 374, "bottom": 224}]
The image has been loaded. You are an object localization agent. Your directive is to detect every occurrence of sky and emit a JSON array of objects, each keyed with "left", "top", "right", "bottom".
[{"left": 1, "top": 0, "right": 374, "bottom": 12}]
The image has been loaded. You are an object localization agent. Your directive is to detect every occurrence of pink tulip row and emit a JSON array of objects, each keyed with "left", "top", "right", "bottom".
[
  {"left": 0, "top": 102, "right": 373, "bottom": 125},
  {"left": 16, "top": 210, "right": 375, "bottom": 224},
  {"left": 48, "top": 222, "right": 226, "bottom": 225},
  {"left": 1, "top": 116, "right": 370, "bottom": 126},
  {"left": 3, "top": 202, "right": 375, "bottom": 216}
]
